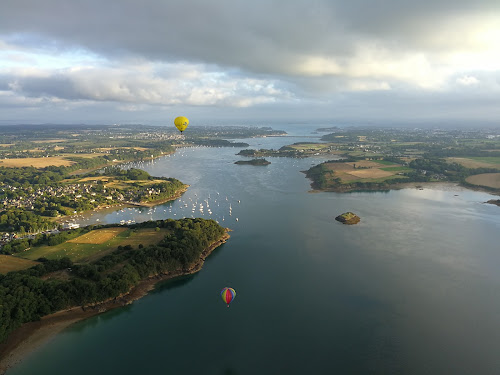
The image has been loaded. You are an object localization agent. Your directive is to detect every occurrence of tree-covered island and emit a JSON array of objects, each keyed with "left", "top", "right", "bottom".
[{"left": 234, "top": 159, "right": 271, "bottom": 166}]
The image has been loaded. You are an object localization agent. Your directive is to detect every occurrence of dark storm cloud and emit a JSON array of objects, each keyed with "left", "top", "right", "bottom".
[
  {"left": 1, "top": 0, "right": 497, "bottom": 77},
  {"left": 0, "top": 74, "right": 80, "bottom": 99}
]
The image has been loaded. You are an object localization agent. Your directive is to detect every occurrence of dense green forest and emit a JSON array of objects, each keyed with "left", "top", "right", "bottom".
[{"left": 0, "top": 218, "right": 226, "bottom": 343}]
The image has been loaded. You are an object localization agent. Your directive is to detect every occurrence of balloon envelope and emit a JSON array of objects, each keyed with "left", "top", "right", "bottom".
[
  {"left": 174, "top": 116, "right": 189, "bottom": 132},
  {"left": 221, "top": 287, "right": 236, "bottom": 306}
]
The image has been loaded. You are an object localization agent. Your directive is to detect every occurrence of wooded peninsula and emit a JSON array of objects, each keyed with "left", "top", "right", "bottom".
[{"left": 0, "top": 217, "right": 229, "bottom": 371}]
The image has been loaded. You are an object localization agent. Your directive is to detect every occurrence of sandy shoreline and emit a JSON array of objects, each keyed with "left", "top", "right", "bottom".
[{"left": 0, "top": 231, "right": 230, "bottom": 374}]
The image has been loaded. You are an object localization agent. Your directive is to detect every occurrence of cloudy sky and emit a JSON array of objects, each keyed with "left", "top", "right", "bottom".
[{"left": 1, "top": 0, "right": 499, "bottom": 126}]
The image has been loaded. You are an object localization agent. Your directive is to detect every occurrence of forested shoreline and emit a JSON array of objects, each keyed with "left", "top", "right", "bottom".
[{"left": 0, "top": 218, "right": 227, "bottom": 344}]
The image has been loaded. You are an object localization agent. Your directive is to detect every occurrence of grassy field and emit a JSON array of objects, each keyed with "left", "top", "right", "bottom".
[
  {"left": 380, "top": 166, "right": 413, "bottom": 172},
  {"left": 323, "top": 160, "right": 407, "bottom": 184},
  {"left": 97, "top": 147, "right": 149, "bottom": 152},
  {"left": 469, "top": 157, "right": 500, "bottom": 164},
  {"left": 77, "top": 176, "right": 110, "bottom": 182},
  {"left": 447, "top": 157, "right": 500, "bottom": 169},
  {"left": 119, "top": 228, "right": 171, "bottom": 247},
  {"left": 67, "top": 227, "right": 128, "bottom": 244},
  {"left": 288, "top": 143, "right": 334, "bottom": 151},
  {"left": 466, "top": 173, "right": 500, "bottom": 189},
  {"left": 61, "top": 153, "right": 106, "bottom": 159},
  {"left": 0, "top": 255, "right": 38, "bottom": 274},
  {"left": 345, "top": 151, "right": 384, "bottom": 158},
  {"left": 17, "top": 227, "right": 170, "bottom": 263},
  {"left": 105, "top": 179, "right": 166, "bottom": 189},
  {"left": 344, "top": 175, "right": 409, "bottom": 184},
  {"left": 0, "top": 151, "right": 108, "bottom": 168},
  {"left": 347, "top": 169, "right": 394, "bottom": 179},
  {"left": 0, "top": 156, "right": 75, "bottom": 168},
  {"left": 32, "top": 139, "right": 67, "bottom": 143}
]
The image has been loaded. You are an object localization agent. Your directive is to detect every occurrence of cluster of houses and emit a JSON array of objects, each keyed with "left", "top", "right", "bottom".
[
  {"left": 1, "top": 179, "right": 168, "bottom": 214},
  {"left": 0, "top": 182, "right": 109, "bottom": 210},
  {"left": 0, "top": 228, "right": 62, "bottom": 247}
]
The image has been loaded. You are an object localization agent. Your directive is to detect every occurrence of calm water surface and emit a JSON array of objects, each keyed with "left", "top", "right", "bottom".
[{"left": 8, "top": 126, "right": 500, "bottom": 375}]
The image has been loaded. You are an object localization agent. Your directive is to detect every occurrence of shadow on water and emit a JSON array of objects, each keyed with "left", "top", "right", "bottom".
[
  {"left": 203, "top": 241, "right": 228, "bottom": 264},
  {"left": 149, "top": 241, "right": 228, "bottom": 294},
  {"left": 70, "top": 243, "right": 228, "bottom": 333},
  {"left": 151, "top": 273, "right": 198, "bottom": 294},
  {"left": 66, "top": 304, "right": 135, "bottom": 333}
]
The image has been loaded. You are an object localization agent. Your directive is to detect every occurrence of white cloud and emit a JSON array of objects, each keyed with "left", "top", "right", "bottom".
[
  {"left": 456, "top": 75, "right": 479, "bottom": 86},
  {"left": 0, "top": 61, "right": 292, "bottom": 108}
]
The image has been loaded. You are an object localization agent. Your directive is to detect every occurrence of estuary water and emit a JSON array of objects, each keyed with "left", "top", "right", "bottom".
[{"left": 8, "top": 125, "right": 500, "bottom": 375}]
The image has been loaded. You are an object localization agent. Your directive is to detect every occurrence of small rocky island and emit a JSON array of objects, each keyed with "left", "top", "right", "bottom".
[
  {"left": 234, "top": 158, "right": 271, "bottom": 166},
  {"left": 486, "top": 199, "right": 500, "bottom": 207},
  {"left": 335, "top": 212, "right": 361, "bottom": 225}
]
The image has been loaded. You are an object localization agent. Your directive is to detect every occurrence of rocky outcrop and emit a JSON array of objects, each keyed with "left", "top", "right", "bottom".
[
  {"left": 335, "top": 212, "right": 360, "bottom": 225},
  {"left": 486, "top": 199, "right": 500, "bottom": 207}
]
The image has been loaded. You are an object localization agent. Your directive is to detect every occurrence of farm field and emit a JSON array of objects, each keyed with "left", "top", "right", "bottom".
[
  {"left": 61, "top": 153, "right": 106, "bottom": 158},
  {"left": 32, "top": 139, "right": 67, "bottom": 143},
  {"left": 0, "top": 152, "right": 108, "bottom": 168},
  {"left": 105, "top": 179, "right": 167, "bottom": 189},
  {"left": 97, "top": 147, "right": 150, "bottom": 152},
  {"left": 447, "top": 157, "right": 500, "bottom": 169},
  {"left": 0, "top": 255, "right": 38, "bottom": 274},
  {"left": 0, "top": 156, "right": 75, "bottom": 168},
  {"left": 466, "top": 173, "right": 500, "bottom": 189},
  {"left": 67, "top": 227, "right": 129, "bottom": 244},
  {"left": 119, "top": 228, "right": 171, "bottom": 247},
  {"left": 323, "top": 160, "right": 406, "bottom": 183},
  {"left": 18, "top": 227, "right": 169, "bottom": 263},
  {"left": 288, "top": 143, "right": 335, "bottom": 150}
]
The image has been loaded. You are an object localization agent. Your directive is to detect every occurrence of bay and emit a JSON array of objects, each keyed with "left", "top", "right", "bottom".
[{"left": 7, "top": 125, "right": 500, "bottom": 375}]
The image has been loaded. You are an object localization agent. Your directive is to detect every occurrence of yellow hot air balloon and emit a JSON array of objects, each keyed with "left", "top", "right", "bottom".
[{"left": 174, "top": 116, "right": 189, "bottom": 133}]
